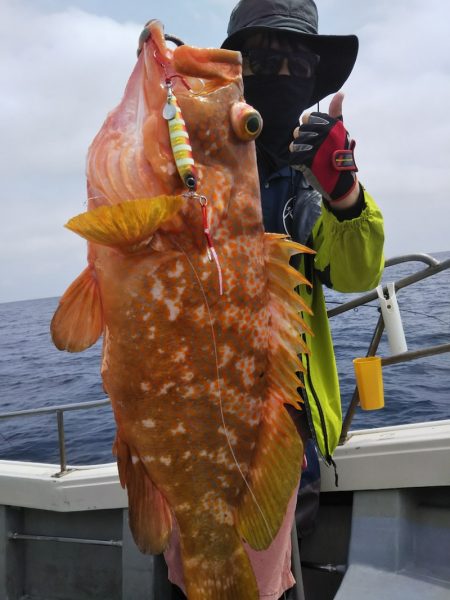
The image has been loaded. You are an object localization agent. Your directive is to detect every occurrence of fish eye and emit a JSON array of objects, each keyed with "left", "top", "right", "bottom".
[
  {"left": 245, "top": 114, "right": 262, "bottom": 136},
  {"left": 231, "top": 103, "right": 263, "bottom": 141}
]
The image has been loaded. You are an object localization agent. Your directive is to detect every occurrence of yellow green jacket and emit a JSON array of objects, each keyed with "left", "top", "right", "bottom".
[
  {"left": 298, "top": 189, "right": 384, "bottom": 459},
  {"left": 259, "top": 167, "right": 384, "bottom": 461}
]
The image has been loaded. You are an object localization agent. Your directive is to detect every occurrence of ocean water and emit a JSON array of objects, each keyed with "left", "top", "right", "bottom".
[{"left": 0, "top": 251, "right": 449, "bottom": 465}]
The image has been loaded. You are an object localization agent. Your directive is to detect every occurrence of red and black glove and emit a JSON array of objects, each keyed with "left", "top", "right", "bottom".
[{"left": 289, "top": 111, "right": 358, "bottom": 202}]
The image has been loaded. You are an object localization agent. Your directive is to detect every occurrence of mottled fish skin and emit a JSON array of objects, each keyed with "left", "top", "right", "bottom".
[{"left": 52, "top": 19, "right": 311, "bottom": 600}]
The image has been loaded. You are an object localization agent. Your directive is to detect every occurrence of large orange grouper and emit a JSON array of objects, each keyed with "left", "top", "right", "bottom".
[{"left": 51, "top": 19, "right": 314, "bottom": 600}]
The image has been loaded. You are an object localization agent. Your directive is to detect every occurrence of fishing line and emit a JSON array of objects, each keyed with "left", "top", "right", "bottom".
[{"left": 172, "top": 238, "right": 275, "bottom": 541}]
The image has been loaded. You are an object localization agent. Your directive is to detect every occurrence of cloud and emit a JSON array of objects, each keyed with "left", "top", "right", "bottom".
[
  {"left": 0, "top": 0, "right": 449, "bottom": 302},
  {"left": 323, "top": 0, "right": 450, "bottom": 255},
  {"left": 0, "top": 1, "right": 141, "bottom": 301}
]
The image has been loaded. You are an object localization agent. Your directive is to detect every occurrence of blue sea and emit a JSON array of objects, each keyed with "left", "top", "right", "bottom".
[{"left": 1, "top": 251, "right": 449, "bottom": 465}]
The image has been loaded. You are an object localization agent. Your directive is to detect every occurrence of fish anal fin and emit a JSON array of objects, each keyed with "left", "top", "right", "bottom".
[
  {"left": 50, "top": 266, "right": 103, "bottom": 352},
  {"left": 235, "top": 398, "right": 303, "bottom": 550},
  {"left": 65, "top": 196, "right": 184, "bottom": 251},
  {"left": 113, "top": 434, "right": 172, "bottom": 554}
]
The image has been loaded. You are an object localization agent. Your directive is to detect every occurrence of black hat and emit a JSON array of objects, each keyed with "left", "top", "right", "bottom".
[{"left": 221, "top": 0, "right": 359, "bottom": 106}]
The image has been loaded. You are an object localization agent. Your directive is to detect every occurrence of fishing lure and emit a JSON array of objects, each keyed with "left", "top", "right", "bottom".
[
  {"left": 156, "top": 52, "right": 223, "bottom": 294},
  {"left": 162, "top": 81, "right": 198, "bottom": 191}
]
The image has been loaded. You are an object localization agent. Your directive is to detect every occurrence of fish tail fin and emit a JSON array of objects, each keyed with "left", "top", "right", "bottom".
[
  {"left": 65, "top": 195, "right": 184, "bottom": 251},
  {"left": 179, "top": 523, "right": 258, "bottom": 600},
  {"left": 113, "top": 434, "right": 173, "bottom": 554},
  {"left": 235, "top": 233, "right": 312, "bottom": 550},
  {"left": 50, "top": 265, "right": 103, "bottom": 352}
]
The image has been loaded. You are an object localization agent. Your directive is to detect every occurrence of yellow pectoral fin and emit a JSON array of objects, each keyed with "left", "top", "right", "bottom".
[
  {"left": 51, "top": 266, "right": 103, "bottom": 352},
  {"left": 65, "top": 195, "right": 184, "bottom": 250}
]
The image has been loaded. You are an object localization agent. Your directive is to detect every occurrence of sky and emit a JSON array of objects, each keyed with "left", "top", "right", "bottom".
[{"left": 1, "top": 0, "right": 449, "bottom": 303}]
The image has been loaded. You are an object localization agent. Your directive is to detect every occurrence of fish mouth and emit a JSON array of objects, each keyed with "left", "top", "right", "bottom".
[{"left": 137, "top": 19, "right": 171, "bottom": 61}]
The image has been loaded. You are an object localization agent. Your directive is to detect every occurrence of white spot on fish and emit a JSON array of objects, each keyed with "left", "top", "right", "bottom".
[
  {"left": 183, "top": 451, "right": 191, "bottom": 460},
  {"left": 160, "top": 456, "right": 172, "bottom": 466},
  {"left": 218, "top": 426, "right": 237, "bottom": 446},
  {"left": 171, "top": 423, "right": 186, "bottom": 435},
  {"left": 165, "top": 298, "right": 180, "bottom": 321},
  {"left": 167, "top": 261, "right": 184, "bottom": 278},
  {"left": 147, "top": 326, "right": 156, "bottom": 340},
  {"left": 151, "top": 277, "right": 163, "bottom": 300},
  {"left": 193, "top": 305, "right": 206, "bottom": 321},
  {"left": 140, "top": 382, "right": 150, "bottom": 392},
  {"left": 217, "top": 475, "right": 229, "bottom": 488},
  {"left": 142, "top": 418, "right": 156, "bottom": 428},
  {"left": 143, "top": 456, "right": 155, "bottom": 463},
  {"left": 131, "top": 455, "right": 139, "bottom": 464},
  {"left": 158, "top": 382, "right": 175, "bottom": 395},
  {"left": 173, "top": 347, "right": 188, "bottom": 363},
  {"left": 184, "top": 386, "right": 195, "bottom": 398},
  {"left": 219, "top": 344, "right": 234, "bottom": 368},
  {"left": 235, "top": 356, "right": 256, "bottom": 389},
  {"left": 143, "top": 313, "right": 150, "bottom": 321}
]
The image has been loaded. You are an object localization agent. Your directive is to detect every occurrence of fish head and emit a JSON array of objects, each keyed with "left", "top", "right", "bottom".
[
  {"left": 138, "top": 20, "right": 263, "bottom": 237},
  {"left": 86, "top": 20, "right": 263, "bottom": 247}
]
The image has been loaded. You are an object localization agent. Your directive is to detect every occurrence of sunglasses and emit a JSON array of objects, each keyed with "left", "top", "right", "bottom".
[{"left": 241, "top": 48, "right": 319, "bottom": 78}]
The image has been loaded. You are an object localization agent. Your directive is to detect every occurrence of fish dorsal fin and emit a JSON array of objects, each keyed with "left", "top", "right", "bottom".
[
  {"left": 114, "top": 434, "right": 173, "bottom": 554},
  {"left": 235, "top": 233, "right": 314, "bottom": 550},
  {"left": 65, "top": 195, "right": 183, "bottom": 250},
  {"left": 51, "top": 266, "right": 103, "bottom": 352}
]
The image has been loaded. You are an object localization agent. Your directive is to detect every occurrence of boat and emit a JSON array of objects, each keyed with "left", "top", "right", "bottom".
[{"left": 1, "top": 253, "right": 449, "bottom": 599}]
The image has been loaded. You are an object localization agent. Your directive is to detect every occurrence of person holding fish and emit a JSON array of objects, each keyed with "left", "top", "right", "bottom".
[{"left": 221, "top": 0, "right": 385, "bottom": 598}]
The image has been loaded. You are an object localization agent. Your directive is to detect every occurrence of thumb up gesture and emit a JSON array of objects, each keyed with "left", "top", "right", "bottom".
[{"left": 289, "top": 92, "right": 359, "bottom": 203}]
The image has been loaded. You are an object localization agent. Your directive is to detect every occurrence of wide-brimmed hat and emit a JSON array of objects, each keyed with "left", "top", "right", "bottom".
[{"left": 221, "top": 0, "right": 359, "bottom": 106}]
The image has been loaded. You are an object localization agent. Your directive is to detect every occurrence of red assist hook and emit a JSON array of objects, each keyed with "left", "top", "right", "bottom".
[{"left": 200, "top": 196, "right": 224, "bottom": 296}]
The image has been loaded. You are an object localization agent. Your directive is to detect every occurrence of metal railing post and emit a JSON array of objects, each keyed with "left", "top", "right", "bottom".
[{"left": 56, "top": 410, "right": 67, "bottom": 475}]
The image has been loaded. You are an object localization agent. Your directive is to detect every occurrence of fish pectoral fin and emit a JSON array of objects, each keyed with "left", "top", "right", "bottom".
[
  {"left": 235, "top": 398, "right": 303, "bottom": 550},
  {"left": 65, "top": 195, "right": 184, "bottom": 251},
  {"left": 114, "top": 435, "right": 173, "bottom": 554},
  {"left": 51, "top": 266, "right": 103, "bottom": 352}
]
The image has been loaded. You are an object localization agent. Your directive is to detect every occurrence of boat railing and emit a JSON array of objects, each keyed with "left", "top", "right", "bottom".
[
  {"left": 332, "top": 253, "right": 450, "bottom": 443},
  {"left": 0, "top": 253, "right": 449, "bottom": 474},
  {"left": 0, "top": 398, "right": 111, "bottom": 476}
]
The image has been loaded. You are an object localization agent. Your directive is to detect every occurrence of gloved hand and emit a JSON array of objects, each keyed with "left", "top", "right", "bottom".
[{"left": 289, "top": 93, "right": 358, "bottom": 203}]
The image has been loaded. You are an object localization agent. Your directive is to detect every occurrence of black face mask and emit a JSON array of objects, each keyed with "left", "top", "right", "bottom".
[{"left": 243, "top": 75, "right": 315, "bottom": 173}]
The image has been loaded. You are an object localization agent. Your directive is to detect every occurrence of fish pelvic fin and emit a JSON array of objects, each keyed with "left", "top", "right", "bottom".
[
  {"left": 65, "top": 195, "right": 184, "bottom": 251},
  {"left": 179, "top": 522, "right": 258, "bottom": 600},
  {"left": 235, "top": 234, "right": 313, "bottom": 550},
  {"left": 50, "top": 266, "right": 103, "bottom": 352},
  {"left": 113, "top": 434, "right": 173, "bottom": 554}
]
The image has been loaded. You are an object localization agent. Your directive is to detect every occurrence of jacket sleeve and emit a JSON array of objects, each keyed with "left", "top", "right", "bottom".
[{"left": 311, "top": 187, "right": 385, "bottom": 293}]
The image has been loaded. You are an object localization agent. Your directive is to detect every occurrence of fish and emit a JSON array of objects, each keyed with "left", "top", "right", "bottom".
[{"left": 51, "top": 19, "right": 314, "bottom": 600}]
